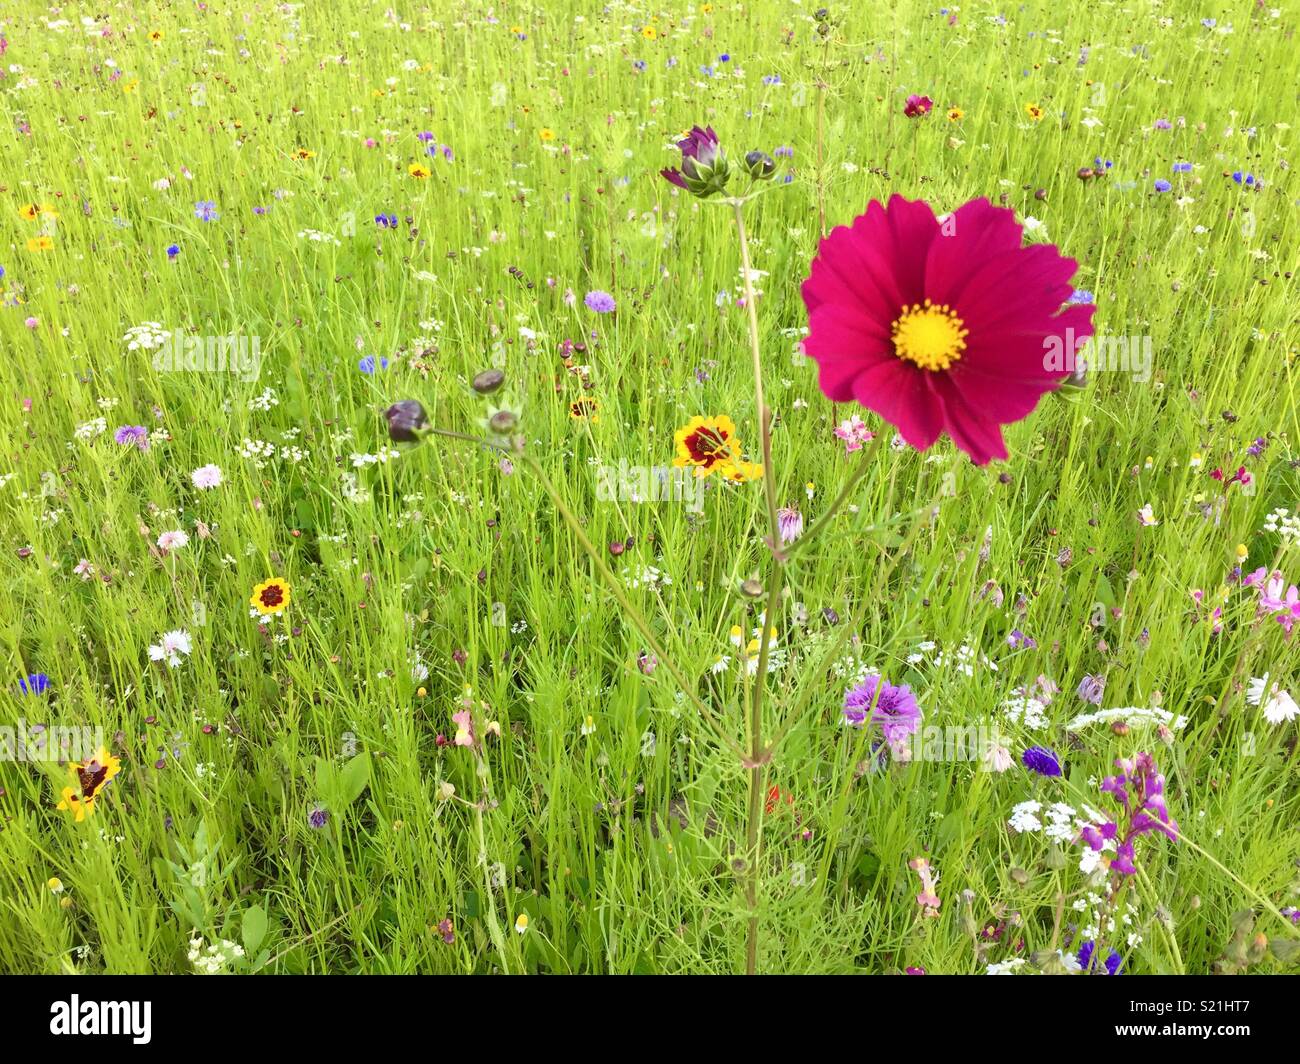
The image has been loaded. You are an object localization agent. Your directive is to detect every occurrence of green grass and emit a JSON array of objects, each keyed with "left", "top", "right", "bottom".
[{"left": 0, "top": 1, "right": 1298, "bottom": 975}]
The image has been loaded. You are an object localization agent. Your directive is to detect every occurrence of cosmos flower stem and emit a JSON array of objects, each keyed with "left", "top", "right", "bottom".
[
  {"left": 743, "top": 562, "right": 785, "bottom": 976},
  {"left": 777, "top": 433, "right": 883, "bottom": 563},
  {"left": 519, "top": 452, "right": 748, "bottom": 761},
  {"left": 730, "top": 199, "right": 782, "bottom": 547}
]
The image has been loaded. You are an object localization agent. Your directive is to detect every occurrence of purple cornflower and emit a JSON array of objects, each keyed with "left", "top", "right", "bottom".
[
  {"left": 1172, "top": 161, "right": 1193, "bottom": 173},
  {"left": 1021, "top": 745, "right": 1062, "bottom": 777},
  {"left": 113, "top": 425, "right": 150, "bottom": 451},
  {"left": 777, "top": 506, "right": 804, "bottom": 545},
  {"left": 193, "top": 200, "right": 219, "bottom": 222},
  {"left": 843, "top": 676, "right": 922, "bottom": 745},
  {"left": 1153, "top": 179, "right": 1171, "bottom": 193},
  {"left": 416, "top": 131, "right": 435, "bottom": 143},
  {"left": 375, "top": 213, "right": 398, "bottom": 229},
  {"left": 1077, "top": 940, "right": 1122, "bottom": 975},
  {"left": 1076, "top": 674, "right": 1105, "bottom": 704},
  {"left": 358, "top": 355, "right": 389, "bottom": 374},
  {"left": 1232, "top": 171, "right": 1256, "bottom": 186},
  {"left": 584, "top": 290, "right": 616, "bottom": 314},
  {"left": 308, "top": 803, "right": 329, "bottom": 830},
  {"left": 1079, "top": 752, "right": 1178, "bottom": 877},
  {"left": 1153, "top": 118, "right": 1172, "bottom": 131},
  {"left": 1069, "top": 289, "right": 1094, "bottom": 305},
  {"left": 1247, "top": 437, "right": 1267, "bottom": 457}
]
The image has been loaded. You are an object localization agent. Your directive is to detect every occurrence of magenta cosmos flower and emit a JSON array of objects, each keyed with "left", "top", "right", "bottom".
[
  {"left": 801, "top": 195, "right": 1095, "bottom": 464},
  {"left": 903, "top": 94, "right": 933, "bottom": 118}
]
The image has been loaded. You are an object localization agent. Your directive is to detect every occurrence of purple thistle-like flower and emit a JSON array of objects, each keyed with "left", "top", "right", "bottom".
[
  {"left": 308, "top": 804, "right": 329, "bottom": 830},
  {"left": 1021, "top": 745, "right": 1062, "bottom": 777},
  {"left": 113, "top": 425, "right": 150, "bottom": 451},
  {"left": 843, "top": 676, "right": 922, "bottom": 745},
  {"left": 777, "top": 506, "right": 804, "bottom": 545},
  {"left": 584, "top": 290, "right": 616, "bottom": 313},
  {"left": 1076, "top": 674, "right": 1105, "bottom": 704}
]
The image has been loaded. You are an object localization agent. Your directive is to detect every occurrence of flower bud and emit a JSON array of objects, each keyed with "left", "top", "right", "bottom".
[
  {"left": 744, "top": 150, "right": 776, "bottom": 180},
  {"left": 472, "top": 369, "right": 505, "bottom": 395},
  {"left": 385, "top": 400, "right": 428, "bottom": 442},
  {"left": 488, "top": 410, "right": 519, "bottom": 435}
]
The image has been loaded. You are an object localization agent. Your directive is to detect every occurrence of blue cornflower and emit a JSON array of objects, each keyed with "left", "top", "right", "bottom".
[
  {"left": 193, "top": 200, "right": 219, "bottom": 222},
  {"left": 375, "top": 213, "right": 398, "bottom": 229},
  {"left": 719, "top": 53, "right": 730, "bottom": 62},
  {"left": 1069, "top": 289, "right": 1095, "bottom": 304},
  {"left": 358, "top": 355, "right": 389, "bottom": 374},
  {"left": 762, "top": 74, "right": 781, "bottom": 85},
  {"left": 1153, "top": 179, "right": 1171, "bottom": 193},
  {"left": 19, "top": 672, "right": 51, "bottom": 695},
  {"left": 166, "top": 244, "right": 180, "bottom": 259},
  {"left": 584, "top": 290, "right": 616, "bottom": 314},
  {"left": 1078, "top": 940, "right": 1123, "bottom": 975},
  {"left": 1022, "top": 745, "right": 1062, "bottom": 777},
  {"left": 1232, "top": 171, "right": 1256, "bottom": 186},
  {"left": 633, "top": 59, "right": 647, "bottom": 71},
  {"left": 1172, "top": 161, "right": 1193, "bottom": 173}
]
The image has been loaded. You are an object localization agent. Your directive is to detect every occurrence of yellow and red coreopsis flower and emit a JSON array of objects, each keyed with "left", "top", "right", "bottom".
[
  {"left": 569, "top": 397, "right": 600, "bottom": 422},
  {"left": 56, "top": 747, "right": 122, "bottom": 822},
  {"left": 672, "top": 415, "right": 742, "bottom": 477},
  {"left": 250, "top": 577, "right": 291, "bottom": 615}
]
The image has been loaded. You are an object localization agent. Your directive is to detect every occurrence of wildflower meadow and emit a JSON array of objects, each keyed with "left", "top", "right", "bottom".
[{"left": 2, "top": 1, "right": 1300, "bottom": 995}]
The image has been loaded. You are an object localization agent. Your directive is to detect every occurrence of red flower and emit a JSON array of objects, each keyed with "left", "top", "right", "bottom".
[{"left": 801, "top": 195, "right": 1095, "bottom": 464}]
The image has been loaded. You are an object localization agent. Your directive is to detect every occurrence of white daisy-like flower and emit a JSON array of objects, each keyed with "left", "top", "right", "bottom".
[
  {"left": 148, "top": 629, "right": 193, "bottom": 668},
  {"left": 1247, "top": 674, "right": 1299, "bottom": 724}
]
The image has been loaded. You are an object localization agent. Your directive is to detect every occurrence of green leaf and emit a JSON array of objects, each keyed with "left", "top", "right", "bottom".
[
  {"left": 242, "top": 904, "right": 268, "bottom": 956},
  {"left": 338, "top": 753, "right": 372, "bottom": 806}
]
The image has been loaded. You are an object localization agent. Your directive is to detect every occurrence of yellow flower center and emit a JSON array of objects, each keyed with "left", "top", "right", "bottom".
[{"left": 891, "top": 300, "right": 968, "bottom": 371}]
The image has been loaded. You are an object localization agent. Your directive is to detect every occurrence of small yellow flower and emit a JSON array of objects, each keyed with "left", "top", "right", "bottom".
[
  {"left": 149, "top": 30, "right": 164, "bottom": 42},
  {"left": 539, "top": 127, "right": 556, "bottom": 142},
  {"left": 1189, "top": 451, "right": 1203, "bottom": 468},
  {"left": 642, "top": 26, "right": 658, "bottom": 40},
  {"left": 292, "top": 147, "right": 315, "bottom": 161},
  {"left": 48, "top": 877, "right": 64, "bottom": 893},
  {"left": 123, "top": 78, "right": 140, "bottom": 95},
  {"left": 946, "top": 107, "right": 965, "bottom": 122},
  {"left": 408, "top": 162, "right": 431, "bottom": 179},
  {"left": 1025, "top": 103, "right": 1045, "bottom": 121},
  {"left": 250, "top": 577, "right": 291, "bottom": 616},
  {"left": 26, "top": 236, "right": 54, "bottom": 252},
  {"left": 1235, "top": 544, "right": 1249, "bottom": 561},
  {"left": 514, "top": 913, "right": 530, "bottom": 934}
]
